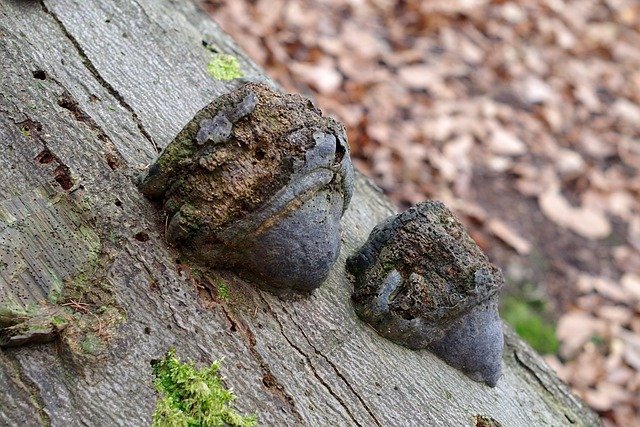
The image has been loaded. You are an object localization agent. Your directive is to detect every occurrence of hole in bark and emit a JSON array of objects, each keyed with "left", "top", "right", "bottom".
[
  {"left": 144, "top": 326, "right": 151, "bottom": 335},
  {"left": 202, "top": 39, "right": 218, "bottom": 53},
  {"left": 58, "top": 94, "right": 82, "bottom": 115},
  {"left": 474, "top": 415, "right": 503, "bottom": 427},
  {"left": 255, "top": 148, "right": 265, "bottom": 160},
  {"left": 262, "top": 374, "right": 277, "bottom": 388},
  {"left": 105, "top": 153, "right": 121, "bottom": 170},
  {"left": 57, "top": 92, "right": 94, "bottom": 128},
  {"left": 334, "top": 135, "right": 345, "bottom": 163},
  {"left": 53, "top": 165, "right": 73, "bottom": 190},
  {"left": 35, "top": 148, "right": 55, "bottom": 164},
  {"left": 32, "top": 70, "right": 46, "bottom": 80},
  {"left": 17, "top": 119, "right": 43, "bottom": 137},
  {"left": 114, "top": 199, "right": 123, "bottom": 207},
  {"left": 134, "top": 232, "right": 150, "bottom": 242}
]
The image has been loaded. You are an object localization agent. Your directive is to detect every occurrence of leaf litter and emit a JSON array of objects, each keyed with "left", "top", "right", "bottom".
[{"left": 201, "top": 0, "right": 640, "bottom": 424}]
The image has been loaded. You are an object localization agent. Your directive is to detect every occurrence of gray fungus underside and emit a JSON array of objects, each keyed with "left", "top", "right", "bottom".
[{"left": 0, "top": 0, "right": 599, "bottom": 426}]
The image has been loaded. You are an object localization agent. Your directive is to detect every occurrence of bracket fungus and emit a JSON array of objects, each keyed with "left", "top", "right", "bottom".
[
  {"left": 139, "top": 83, "right": 354, "bottom": 293},
  {"left": 346, "top": 201, "right": 504, "bottom": 387}
]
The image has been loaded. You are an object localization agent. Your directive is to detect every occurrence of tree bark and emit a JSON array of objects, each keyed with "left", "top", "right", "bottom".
[{"left": 0, "top": 1, "right": 599, "bottom": 426}]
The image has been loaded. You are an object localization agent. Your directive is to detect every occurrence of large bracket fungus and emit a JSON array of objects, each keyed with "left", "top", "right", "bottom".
[
  {"left": 346, "top": 201, "right": 504, "bottom": 387},
  {"left": 139, "top": 83, "right": 354, "bottom": 293}
]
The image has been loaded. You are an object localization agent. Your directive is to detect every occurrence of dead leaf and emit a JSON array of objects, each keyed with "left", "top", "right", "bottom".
[
  {"left": 577, "top": 274, "right": 630, "bottom": 304},
  {"left": 538, "top": 187, "right": 611, "bottom": 239},
  {"left": 557, "top": 311, "right": 607, "bottom": 359},
  {"left": 486, "top": 126, "right": 526, "bottom": 156},
  {"left": 487, "top": 219, "right": 532, "bottom": 255},
  {"left": 290, "top": 60, "right": 343, "bottom": 94}
]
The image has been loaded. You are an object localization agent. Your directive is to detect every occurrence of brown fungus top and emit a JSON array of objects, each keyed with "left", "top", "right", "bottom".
[
  {"left": 139, "top": 83, "right": 354, "bottom": 292},
  {"left": 140, "top": 82, "right": 351, "bottom": 239},
  {"left": 348, "top": 201, "right": 504, "bottom": 328}
]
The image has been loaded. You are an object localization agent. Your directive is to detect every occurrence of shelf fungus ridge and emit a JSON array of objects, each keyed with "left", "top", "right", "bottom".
[
  {"left": 346, "top": 201, "right": 504, "bottom": 387},
  {"left": 139, "top": 83, "right": 354, "bottom": 293}
]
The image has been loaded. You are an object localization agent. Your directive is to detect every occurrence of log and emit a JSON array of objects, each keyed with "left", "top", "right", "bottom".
[{"left": 0, "top": 0, "right": 599, "bottom": 425}]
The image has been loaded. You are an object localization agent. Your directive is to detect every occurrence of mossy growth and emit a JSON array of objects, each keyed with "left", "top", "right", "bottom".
[
  {"left": 61, "top": 304, "right": 124, "bottom": 358},
  {"left": 206, "top": 54, "right": 243, "bottom": 81},
  {"left": 0, "top": 302, "right": 34, "bottom": 328},
  {"left": 217, "top": 281, "right": 229, "bottom": 301},
  {"left": 151, "top": 349, "right": 256, "bottom": 427},
  {"left": 500, "top": 294, "right": 559, "bottom": 355},
  {"left": 80, "top": 333, "right": 101, "bottom": 355},
  {"left": 0, "top": 301, "right": 71, "bottom": 347}
]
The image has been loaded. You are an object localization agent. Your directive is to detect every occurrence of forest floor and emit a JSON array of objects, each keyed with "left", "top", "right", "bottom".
[{"left": 201, "top": 1, "right": 640, "bottom": 425}]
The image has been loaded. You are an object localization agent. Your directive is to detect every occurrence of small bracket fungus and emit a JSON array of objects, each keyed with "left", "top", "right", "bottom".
[
  {"left": 346, "top": 201, "right": 504, "bottom": 387},
  {"left": 139, "top": 83, "right": 354, "bottom": 293}
]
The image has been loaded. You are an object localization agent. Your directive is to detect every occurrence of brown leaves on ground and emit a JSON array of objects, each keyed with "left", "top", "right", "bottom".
[{"left": 201, "top": 0, "right": 640, "bottom": 424}]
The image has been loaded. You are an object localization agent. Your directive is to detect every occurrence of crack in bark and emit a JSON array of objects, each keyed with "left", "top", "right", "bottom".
[
  {"left": 2, "top": 351, "right": 52, "bottom": 427},
  {"left": 215, "top": 301, "right": 304, "bottom": 424},
  {"left": 128, "top": 249, "right": 192, "bottom": 332},
  {"left": 513, "top": 349, "right": 577, "bottom": 424},
  {"left": 280, "top": 305, "right": 383, "bottom": 427},
  {"left": 513, "top": 349, "right": 553, "bottom": 396},
  {"left": 56, "top": 89, "right": 127, "bottom": 170},
  {"left": 6, "top": 108, "right": 77, "bottom": 192},
  {"left": 39, "top": 0, "right": 160, "bottom": 153},
  {"left": 260, "top": 295, "right": 364, "bottom": 427}
]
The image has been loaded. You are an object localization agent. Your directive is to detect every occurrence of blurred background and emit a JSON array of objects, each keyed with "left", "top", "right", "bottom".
[{"left": 200, "top": 0, "right": 640, "bottom": 425}]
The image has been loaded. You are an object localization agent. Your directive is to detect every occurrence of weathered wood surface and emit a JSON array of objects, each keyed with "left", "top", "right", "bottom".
[{"left": 0, "top": 0, "right": 599, "bottom": 426}]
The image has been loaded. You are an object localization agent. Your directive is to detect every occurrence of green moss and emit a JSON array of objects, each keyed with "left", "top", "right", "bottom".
[
  {"left": 207, "top": 54, "right": 243, "bottom": 81},
  {"left": 0, "top": 303, "right": 33, "bottom": 328},
  {"left": 20, "top": 127, "right": 30, "bottom": 138},
  {"left": 47, "top": 269, "right": 64, "bottom": 304},
  {"left": 590, "top": 334, "right": 605, "bottom": 346},
  {"left": 51, "top": 316, "right": 67, "bottom": 327},
  {"left": 0, "top": 301, "right": 71, "bottom": 347},
  {"left": 152, "top": 349, "right": 256, "bottom": 427},
  {"left": 80, "top": 333, "right": 101, "bottom": 354},
  {"left": 217, "top": 281, "right": 229, "bottom": 301},
  {"left": 158, "top": 139, "right": 193, "bottom": 170},
  {"left": 78, "top": 226, "right": 101, "bottom": 262},
  {"left": 500, "top": 295, "right": 559, "bottom": 354}
]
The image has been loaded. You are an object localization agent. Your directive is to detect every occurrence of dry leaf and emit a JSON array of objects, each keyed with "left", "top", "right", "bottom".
[
  {"left": 397, "top": 65, "right": 442, "bottom": 91},
  {"left": 577, "top": 274, "right": 630, "bottom": 304},
  {"left": 486, "top": 127, "right": 526, "bottom": 156},
  {"left": 621, "top": 273, "right": 640, "bottom": 301},
  {"left": 557, "top": 311, "right": 607, "bottom": 358},
  {"left": 290, "top": 60, "right": 343, "bottom": 94},
  {"left": 538, "top": 187, "right": 611, "bottom": 239},
  {"left": 487, "top": 219, "right": 532, "bottom": 255}
]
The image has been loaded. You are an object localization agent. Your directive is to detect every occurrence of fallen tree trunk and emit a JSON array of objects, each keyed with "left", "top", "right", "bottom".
[{"left": 0, "top": 0, "right": 599, "bottom": 425}]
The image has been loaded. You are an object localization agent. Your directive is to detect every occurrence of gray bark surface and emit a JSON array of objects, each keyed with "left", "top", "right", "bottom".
[{"left": 0, "top": 1, "right": 599, "bottom": 426}]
